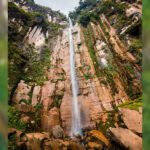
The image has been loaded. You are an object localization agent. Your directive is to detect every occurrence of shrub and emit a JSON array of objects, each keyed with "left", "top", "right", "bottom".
[
  {"left": 8, "top": 106, "right": 27, "bottom": 131},
  {"left": 79, "top": 12, "right": 90, "bottom": 27}
]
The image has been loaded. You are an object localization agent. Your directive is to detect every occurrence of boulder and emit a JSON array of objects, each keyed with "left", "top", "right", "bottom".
[
  {"left": 89, "top": 130, "right": 110, "bottom": 147},
  {"left": 8, "top": 128, "right": 17, "bottom": 140},
  {"left": 16, "top": 142, "right": 27, "bottom": 149},
  {"left": 8, "top": 128, "right": 27, "bottom": 142},
  {"left": 68, "top": 141, "right": 85, "bottom": 150},
  {"left": 110, "top": 127, "right": 142, "bottom": 150},
  {"left": 26, "top": 133, "right": 49, "bottom": 141},
  {"left": 119, "top": 108, "right": 142, "bottom": 134},
  {"left": 87, "top": 142, "right": 102, "bottom": 149},
  {"left": 52, "top": 125, "right": 64, "bottom": 139},
  {"left": 15, "top": 130, "right": 27, "bottom": 142},
  {"left": 13, "top": 80, "right": 31, "bottom": 104},
  {"left": 43, "top": 140, "right": 60, "bottom": 150}
]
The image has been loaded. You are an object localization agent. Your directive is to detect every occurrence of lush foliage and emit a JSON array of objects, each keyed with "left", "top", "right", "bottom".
[
  {"left": 69, "top": 0, "right": 98, "bottom": 24},
  {"left": 118, "top": 97, "right": 142, "bottom": 110},
  {"left": 8, "top": 106, "right": 27, "bottom": 131}
]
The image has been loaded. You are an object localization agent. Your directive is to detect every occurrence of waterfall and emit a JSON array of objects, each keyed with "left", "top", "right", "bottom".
[{"left": 69, "top": 18, "right": 82, "bottom": 136}]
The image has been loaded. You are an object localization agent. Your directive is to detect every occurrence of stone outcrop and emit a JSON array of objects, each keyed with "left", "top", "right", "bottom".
[
  {"left": 119, "top": 108, "right": 142, "bottom": 134},
  {"left": 13, "top": 80, "right": 31, "bottom": 104},
  {"left": 52, "top": 125, "right": 64, "bottom": 139},
  {"left": 110, "top": 127, "right": 142, "bottom": 150},
  {"left": 24, "top": 26, "right": 47, "bottom": 49},
  {"left": 87, "top": 142, "right": 102, "bottom": 149},
  {"left": 89, "top": 130, "right": 110, "bottom": 147},
  {"left": 26, "top": 132, "right": 49, "bottom": 141}
]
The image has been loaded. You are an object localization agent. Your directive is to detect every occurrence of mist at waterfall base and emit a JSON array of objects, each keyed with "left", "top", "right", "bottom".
[{"left": 68, "top": 18, "right": 82, "bottom": 137}]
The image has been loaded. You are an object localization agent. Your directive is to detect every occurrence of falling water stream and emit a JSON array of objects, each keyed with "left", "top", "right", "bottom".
[{"left": 69, "top": 18, "right": 82, "bottom": 136}]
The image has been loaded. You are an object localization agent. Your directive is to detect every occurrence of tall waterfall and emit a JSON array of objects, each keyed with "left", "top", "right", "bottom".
[{"left": 69, "top": 18, "right": 82, "bottom": 136}]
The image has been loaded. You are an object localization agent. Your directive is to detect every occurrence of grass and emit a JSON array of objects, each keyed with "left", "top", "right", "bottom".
[
  {"left": 129, "top": 39, "right": 142, "bottom": 52},
  {"left": 118, "top": 97, "right": 142, "bottom": 111}
]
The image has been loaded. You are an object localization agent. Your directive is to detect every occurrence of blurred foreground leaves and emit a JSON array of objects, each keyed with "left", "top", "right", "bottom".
[
  {"left": 143, "top": 0, "right": 150, "bottom": 149},
  {"left": 0, "top": 0, "right": 7, "bottom": 149}
]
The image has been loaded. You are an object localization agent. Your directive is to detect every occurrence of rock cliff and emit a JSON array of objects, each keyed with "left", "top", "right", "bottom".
[{"left": 8, "top": 0, "right": 142, "bottom": 149}]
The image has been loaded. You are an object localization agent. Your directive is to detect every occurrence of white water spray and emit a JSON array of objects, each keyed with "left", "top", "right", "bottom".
[{"left": 69, "top": 18, "right": 82, "bottom": 136}]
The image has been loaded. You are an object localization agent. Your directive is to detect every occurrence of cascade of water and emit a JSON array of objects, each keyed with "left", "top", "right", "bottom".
[{"left": 68, "top": 18, "right": 82, "bottom": 136}]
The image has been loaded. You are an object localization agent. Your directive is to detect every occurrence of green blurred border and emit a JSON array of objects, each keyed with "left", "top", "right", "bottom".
[
  {"left": 143, "top": 0, "right": 150, "bottom": 149},
  {"left": 0, "top": 0, "right": 8, "bottom": 149}
]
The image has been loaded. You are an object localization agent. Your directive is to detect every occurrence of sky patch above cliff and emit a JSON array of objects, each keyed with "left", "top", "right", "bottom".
[{"left": 34, "top": 0, "right": 79, "bottom": 15}]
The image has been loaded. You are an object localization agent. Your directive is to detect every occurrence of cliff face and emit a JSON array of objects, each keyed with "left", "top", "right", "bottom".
[
  {"left": 8, "top": 1, "right": 67, "bottom": 101},
  {"left": 9, "top": 0, "right": 142, "bottom": 149}
]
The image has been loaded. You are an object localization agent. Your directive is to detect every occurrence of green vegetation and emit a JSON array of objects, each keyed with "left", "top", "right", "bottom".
[
  {"left": 79, "top": 64, "right": 93, "bottom": 80},
  {"left": 83, "top": 25, "right": 118, "bottom": 95},
  {"left": 8, "top": 2, "right": 32, "bottom": 25},
  {"left": 97, "top": 107, "right": 122, "bottom": 134},
  {"left": 124, "top": 62, "right": 134, "bottom": 74},
  {"left": 98, "top": 112, "right": 115, "bottom": 134},
  {"left": 118, "top": 97, "right": 142, "bottom": 111},
  {"left": 69, "top": 0, "right": 129, "bottom": 29},
  {"left": 0, "top": 37, "right": 8, "bottom": 103},
  {"left": 69, "top": 0, "right": 98, "bottom": 24},
  {"left": 53, "top": 92, "right": 64, "bottom": 108},
  {"left": 98, "top": 97, "right": 142, "bottom": 134},
  {"left": 97, "top": 1, "right": 126, "bottom": 15},
  {"left": 23, "top": 47, "right": 51, "bottom": 85},
  {"left": 48, "top": 23, "right": 63, "bottom": 38},
  {"left": 129, "top": 38, "right": 142, "bottom": 63},
  {"left": 8, "top": 102, "right": 43, "bottom": 132},
  {"left": 8, "top": 1, "right": 65, "bottom": 100},
  {"left": 79, "top": 11, "right": 99, "bottom": 27},
  {"left": 130, "top": 39, "right": 143, "bottom": 53},
  {"left": 8, "top": 106, "right": 27, "bottom": 131},
  {"left": 83, "top": 25, "right": 100, "bottom": 77},
  {"left": 34, "top": 103, "right": 43, "bottom": 131},
  {"left": 8, "top": 43, "right": 51, "bottom": 101},
  {"left": 8, "top": 2, "right": 54, "bottom": 34},
  {"left": 143, "top": 71, "right": 150, "bottom": 149},
  {"left": 83, "top": 73, "right": 93, "bottom": 80}
]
